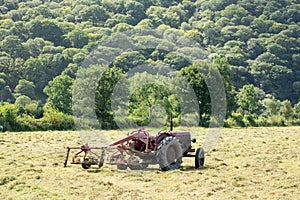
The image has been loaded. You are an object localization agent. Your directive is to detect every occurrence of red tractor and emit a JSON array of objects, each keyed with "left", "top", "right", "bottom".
[{"left": 64, "top": 127, "right": 205, "bottom": 171}]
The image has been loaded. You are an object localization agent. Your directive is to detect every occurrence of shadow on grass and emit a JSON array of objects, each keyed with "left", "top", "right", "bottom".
[
  {"left": 180, "top": 165, "right": 214, "bottom": 172},
  {"left": 85, "top": 165, "right": 214, "bottom": 173}
]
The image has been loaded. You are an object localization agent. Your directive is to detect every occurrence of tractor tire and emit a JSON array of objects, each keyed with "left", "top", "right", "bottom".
[
  {"left": 157, "top": 136, "right": 182, "bottom": 171},
  {"left": 195, "top": 147, "right": 205, "bottom": 169},
  {"left": 117, "top": 164, "right": 127, "bottom": 170}
]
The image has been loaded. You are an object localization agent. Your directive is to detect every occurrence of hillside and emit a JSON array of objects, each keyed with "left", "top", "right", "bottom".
[{"left": 0, "top": 0, "right": 300, "bottom": 131}]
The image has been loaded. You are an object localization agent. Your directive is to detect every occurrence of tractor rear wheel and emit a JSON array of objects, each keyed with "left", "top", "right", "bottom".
[
  {"left": 157, "top": 136, "right": 182, "bottom": 171},
  {"left": 195, "top": 147, "right": 205, "bottom": 169}
]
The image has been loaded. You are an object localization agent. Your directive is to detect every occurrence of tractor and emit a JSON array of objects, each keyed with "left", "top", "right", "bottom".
[{"left": 64, "top": 126, "right": 205, "bottom": 171}]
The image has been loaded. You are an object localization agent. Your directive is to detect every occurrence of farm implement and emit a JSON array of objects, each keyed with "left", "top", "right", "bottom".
[{"left": 64, "top": 128, "right": 205, "bottom": 171}]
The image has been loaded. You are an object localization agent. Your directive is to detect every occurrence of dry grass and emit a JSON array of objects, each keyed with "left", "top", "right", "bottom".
[{"left": 0, "top": 127, "right": 299, "bottom": 199}]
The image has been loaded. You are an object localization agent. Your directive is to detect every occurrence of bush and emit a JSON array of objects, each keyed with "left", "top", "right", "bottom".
[
  {"left": 243, "top": 114, "right": 257, "bottom": 127},
  {"left": 40, "top": 108, "right": 74, "bottom": 131},
  {"left": 0, "top": 103, "right": 19, "bottom": 131},
  {"left": 13, "top": 107, "right": 74, "bottom": 131},
  {"left": 269, "top": 115, "right": 285, "bottom": 126},
  {"left": 229, "top": 112, "right": 245, "bottom": 127},
  {"left": 16, "top": 114, "right": 37, "bottom": 131},
  {"left": 256, "top": 116, "right": 270, "bottom": 127}
]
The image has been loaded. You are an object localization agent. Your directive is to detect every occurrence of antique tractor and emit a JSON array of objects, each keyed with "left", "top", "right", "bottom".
[{"left": 64, "top": 128, "right": 205, "bottom": 171}]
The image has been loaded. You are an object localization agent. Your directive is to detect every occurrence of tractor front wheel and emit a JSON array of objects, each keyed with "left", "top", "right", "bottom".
[
  {"left": 195, "top": 147, "right": 205, "bottom": 169},
  {"left": 157, "top": 136, "right": 182, "bottom": 171}
]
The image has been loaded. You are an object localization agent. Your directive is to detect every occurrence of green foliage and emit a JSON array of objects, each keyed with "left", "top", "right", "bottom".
[
  {"left": 129, "top": 83, "right": 180, "bottom": 127},
  {"left": 112, "top": 51, "right": 146, "bottom": 72},
  {"left": 280, "top": 100, "right": 294, "bottom": 121},
  {"left": 179, "top": 63, "right": 209, "bottom": 122},
  {"left": 65, "top": 29, "right": 89, "bottom": 48},
  {"left": 28, "top": 20, "right": 64, "bottom": 46},
  {"left": 0, "top": 103, "right": 18, "bottom": 131},
  {"left": 13, "top": 79, "right": 35, "bottom": 99},
  {"left": 44, "top": 75, "right": 74, "bottom": 115},
  {"left": 0, "top": 0, "right": 299, "bottom": 130},
  {"left": 39, "top": 106, "right": 74, "bottom": 131},
  {"left": 95, "top": 67, "right": 123, "bottom": 129},
  {"left": 237, "top": 84, "right": 258, "bottom": 113}
]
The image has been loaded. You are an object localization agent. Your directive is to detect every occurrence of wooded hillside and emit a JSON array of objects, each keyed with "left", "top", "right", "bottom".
[{"left": 0, "top": 0, "right": 299, "bottom": 131}]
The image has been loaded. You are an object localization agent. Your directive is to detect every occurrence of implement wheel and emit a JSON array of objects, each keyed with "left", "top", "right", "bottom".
[{"left": 81, "top": 158, "right": 91, "bottom": 169}]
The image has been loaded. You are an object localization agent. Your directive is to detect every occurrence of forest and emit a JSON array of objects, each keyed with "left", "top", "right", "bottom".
[{"left": 0, "top": 0, "right": 299, "bottom": 131}]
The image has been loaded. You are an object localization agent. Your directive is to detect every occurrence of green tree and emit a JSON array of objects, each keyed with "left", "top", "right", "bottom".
[
  {"left": 163, "top": 52, "right": 190, "bottom": 70},
  {"left": 179, "top": 64, "right": 209, "bottom": 122},
  {"left": 124, "top": 1, "right": 146, "bottom": 25},
  {"left": 294, "top": 101, "right": 300, "bottom": 118},
  {"left": 23, "top": 38, "right": 50, "bottom": 58},
  {"left": 29, "top": 20, "right": 64, "bottom": 46},
  {"left": 44, "top": 74, "right": 74, "bottom": 114},
  {"left": 280, "top": 100, "right": 294, "bottom": 120},
  {"left": 77, "top": 5, "right": 109, "bottom": 25},
  {"left": 129, "top": 83, "right": 179, "bottom": 126},
  {"left": 14, "top": 79, "right": 35, "bottom": 99},
  {"left": 66, "top": 29, "right": 89, "bottom": 48},
  {"left": 113, "top": 51, "right": 146, "bottom": 72},
  {"left": 24, "top": 53, "right": 67, "bottom": 98},
  {"left": 261, "top": 94, "right": 281, "bottom": 117},
  {"left": 237, "top": 84, "right": 258, "bottom": 113},
  {"left": 0, "top": 35, "right": 28, "bottom": 59},
  {"left": 95, "top": 67, "right": 123, "bottom": 129},
  {"left": 0, "top": 103, "right": 18, "bottom": 131}
]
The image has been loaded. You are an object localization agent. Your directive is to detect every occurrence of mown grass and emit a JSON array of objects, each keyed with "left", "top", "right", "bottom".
[{"left": 0, "top": 127, "right": 299, "bottom": 199}]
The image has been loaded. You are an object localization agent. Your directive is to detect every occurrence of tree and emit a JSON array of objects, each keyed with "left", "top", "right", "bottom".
[
  {"left": 261, "top": 94, "right": 281, "bottom": 117},
  {"left": 247, "top": 38, "right": 266, "bottom": 59},
  {"left": 95, "top": 67, "right": 123, "bottom": 129},
  {"left": 44, "top": 74, "right": 74, "bottom": 114},
  {"left": 179, "top": 64, "right": 209, "bottom": 122},
  {"left": 163, "top": 52, "right": 190, "bottom": 70},
  {"left": 0, "top": 103, "right": 18, "bottom": 131},
  {"left": 0, "top": 35, "right": 28, "bottom": 59},
  {"left": 124, "top": 1, "right": 146, "bottom": 25},
  {"left": 280, "top": 100, "right": 294, "bottom": 120},
  {"left": 129, "top": 83, "right": 179, "bottom": 126},
  {"left": 220, "top": 4, "right": 249, "bottom": 25},
  {"left": 251, "top": 62, "right": 292, "bottom": 100},
  {"left": 77, "top": 5, "right": 109, "bottom": 25},
  {"left": 237, "top": 84, "right": 258, "bottom": 113},
  {"left": 24, "top": 53, "right": 67, "bottom": 100},
  {"left": 65, "top": 29, "right": 89, "bottom": 48},
  {"left": 112, "top": 51, "right": 146, "bottom": 72},
  {"left": 294, "top": 101, "right": 300, "bottom": 118},
  {"left": 28, "top": 20, "right": 64, "bottom": 46},
  {"left": 14, "top": 79, "right": 35, "bottom": 99},
  {"left": 23, "top": 38, "right": 49, "bottom": 58}
]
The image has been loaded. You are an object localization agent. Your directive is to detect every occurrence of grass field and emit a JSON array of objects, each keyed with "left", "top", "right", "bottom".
[{"left": 0, "top": 127, "right": 299, "bottom": 200}]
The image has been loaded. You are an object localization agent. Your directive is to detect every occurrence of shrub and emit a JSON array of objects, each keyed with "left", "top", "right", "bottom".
[
  {"left": 0, "top": 103, "right": 19, "bottom": 131},
  {"left": 40, "top": 108, "right": 74, "bottom": 130},
  {"left": 243, "top": 114, "right": 257, "bottom": 127},
  {"left": 230, "top": 112, "right": 245, "bottom": 127},
  {"left": 16, "top": 114, "right": 37, "bottom": 131}
]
